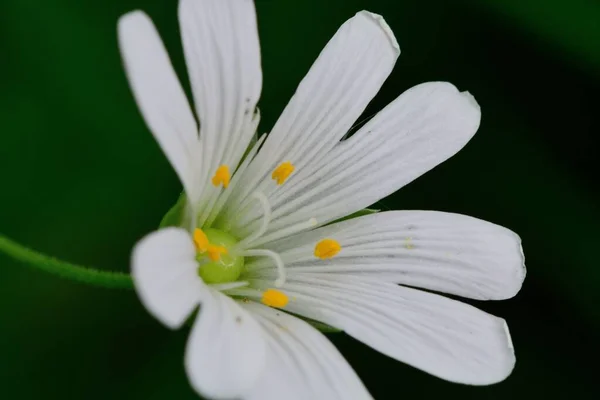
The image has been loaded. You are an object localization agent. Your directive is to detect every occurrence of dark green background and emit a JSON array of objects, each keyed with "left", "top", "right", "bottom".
[{"left": 1, "top": 0, "right": 599, "bottom": 398}]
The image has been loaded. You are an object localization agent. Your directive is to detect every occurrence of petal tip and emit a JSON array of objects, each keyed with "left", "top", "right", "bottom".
[
  {"left": 481, "top": 318, "right": 516, "bottom": 385},
  {"left": 502, "top": 320, "right": 514, "bottom": 351},
  {"left": 502, "top": 232, "right": 526, "bottom": 300},
  {"left": 467, "top": 317, "right": 516, "bottom": 385},
  {"left": 357, "top": 10, "right": 400, "bottom": 54},
  {"left": 499, "top": 319, "right": 517, "bottom": 380},
  {"left": 459, "top": 90, "right": 482, "bottom": 132},
  {"left": 117, "top": 10, "right": 149, "bottom": 32},
  {"left": 516, "top": 237, "right": 527, "bottom": 288},
  {"left": 489, "top": 231, "right": 527, "bottom": 301},
  {"left": 460, "top": 90, "right": 480, "bottom": 111}
]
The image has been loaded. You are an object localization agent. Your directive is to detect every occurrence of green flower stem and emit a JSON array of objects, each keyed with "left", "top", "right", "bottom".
[{"left": 0, "top": 234, "right": 133, "bottom": 290}]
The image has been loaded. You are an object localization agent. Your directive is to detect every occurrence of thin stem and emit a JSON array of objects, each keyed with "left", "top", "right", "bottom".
[{"left": 0, "top": 234, "right": 133, "bottom": 290}]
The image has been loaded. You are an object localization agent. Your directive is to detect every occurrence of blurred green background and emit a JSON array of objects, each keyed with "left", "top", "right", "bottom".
[{"left": 1, "top": 0, "right": 599, "bottom": 398}]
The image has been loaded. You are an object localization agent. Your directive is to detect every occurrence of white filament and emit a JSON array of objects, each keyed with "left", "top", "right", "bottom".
[
  {"left": 234, "top": 192, "right": 271, "bottom": 249},
  {"left": 248, "top": 217, "right": 318, "bottom": 248},
  {"left": 239, "top": 249, "right": 286, "bottom": 287}
]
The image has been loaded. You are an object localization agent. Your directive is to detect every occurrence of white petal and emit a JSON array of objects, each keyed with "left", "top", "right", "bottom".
[
  {"left": 249, "top": 211, "right": 525, "bottom": 300},
  {"left": 178, "top": 0, "right": 262, "bottom": 205},
  {"left": 220, "top": 11, "right": 399, "bottom": 229},
  {"left": 252, "top": 275, "right": 516, "bottom": 385},
  {"left": 243, "top": 302, "right": 372, "bottom": 400},
  {"left": 131, "top": 228, "right": 204, "bottom": 329},
  {"left": 118, "top": 11, "right": 199, "bottom": 201},
  {"left": 235, "top": 83, "right": 481, "bottom": 239},
  {"left": 185, "top": 291, "right": 266, "bottom": 399}
]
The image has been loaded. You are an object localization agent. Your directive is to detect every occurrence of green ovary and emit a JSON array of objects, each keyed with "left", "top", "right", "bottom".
[{"left": 197, "top": 228, "right": 244, "bottom": 284}]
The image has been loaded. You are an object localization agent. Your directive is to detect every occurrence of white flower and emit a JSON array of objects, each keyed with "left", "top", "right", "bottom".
[{"left": 119, "top": 0, "right": 526, "bottom": 399}]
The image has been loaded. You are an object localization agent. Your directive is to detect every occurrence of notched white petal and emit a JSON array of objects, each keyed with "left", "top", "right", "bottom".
[
  {"left": 357, "top": 10, "right": 400, "bottom": 52},
  {"left": 221, "top": 9, "right": 400, "bottom": 233},
  {"left": 252, "top": 210, "right": 525, "bottom": 300},
  {"left": 185, "top": 291, "right": 266, "bottom": 399},
  {"left": 239, "top": 82, "right": 481, "bottom": 238},
  {"left": 118, "top": 11, "right": 199, "bottom": 201},
  {"left": 131, "top": 228, "right": 204, "bottom": 329},
  {"left": 275, "top": 275, "right": 516, "bottom": 385},
  {"left": 178, "top": 0, "right": 262, "bottom": 198},
  {"left": 243, "top": 303, "right": 373, "bottom": 400}
]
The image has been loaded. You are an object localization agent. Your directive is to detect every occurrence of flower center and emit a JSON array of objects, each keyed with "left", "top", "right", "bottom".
[{"left": 195, "top": 228, "right": 244, "bottom": 284}]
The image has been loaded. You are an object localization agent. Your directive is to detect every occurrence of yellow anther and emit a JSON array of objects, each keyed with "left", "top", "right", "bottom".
[
  {"left": 271, "top": 161, "right": 295, "bottom": 185},
  {"left": 207, "top": 245, "right": 228, "bottom": 261},
  {"left": 261, "top": 289, "right": 289, "bottom": 308},
  {"left": 314, "top": 238, "right": 341, "bottom": 259},
  {"left": 404, "top": 237, "right": 415, "bottom": 250},
  {"left": 193, "top": 228, "right": 209, "bottom": 252},
  {"left": 212, "top": 165, "right": 231, "bottom": 188}
]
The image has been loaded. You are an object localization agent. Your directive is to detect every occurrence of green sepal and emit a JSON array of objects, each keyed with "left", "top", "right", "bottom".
[
  {"left": 243, "top": 132, "right": 259, "bottom": 159},
  {"left": 159, "top": 193, "right": 188, "bottom": 228},
  {"left": 329, "top": 208, "right": 379, "bottom": 225},
  {"left": 305, "top": 318, "right": 342, "bottom": 333},
  {"left": 280, "top": 310, "right": 342, "bottom": 333}
]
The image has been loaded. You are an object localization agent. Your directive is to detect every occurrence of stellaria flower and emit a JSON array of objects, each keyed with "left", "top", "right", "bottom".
[{"left": 119, "top": 0, "right": 526, "bottom": 398}]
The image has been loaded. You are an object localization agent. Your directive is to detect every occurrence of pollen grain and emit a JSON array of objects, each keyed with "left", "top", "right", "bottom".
[
  {"left": 314, "top": 239, "right": 341, "bottom": 259},
  {"left": 193, "top": 229, "right": 209, "bottom": 252},
  {"left": 212, "top": 165, "right": 231, "bottom": 188},
  {"left": 261, "top": 289, "right": 289, "bottom": 308},
  {"left": 271, "top": 161, "right": 295, "bottom": 185},
  {"left": 207, "top": 245, "right": 228, "bottom": 261}
]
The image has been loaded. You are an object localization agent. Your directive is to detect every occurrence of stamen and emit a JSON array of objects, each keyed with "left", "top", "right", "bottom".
[
  {"left": 314, "top": 238, "right": 341, "bottom": 259},
  {"left": 234, "top": 192, "right": 271, "bottom": 249},
  {"left": 211, "top": 165, "right": 231, "bottom": 188},
  {"left": 261, "top": 288, "right": 289, "bottom": 308},
  {"left": 271, "top": 161, "right": 295, "bottom": 185},
  {"left": 239, "top": 249, "right": 286, "bottom": 287},
  {"left": 203, "top": 134, "right": 267, "bottom": 228},
  {"left": 193, "top": 228, "right": 209, "bottom": 252},
  {"left": 207, "top": 245, "right": 228, "bottom": 261},
  {"left": 248, "top": 217, "right": 317, "bottom": 249}
]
